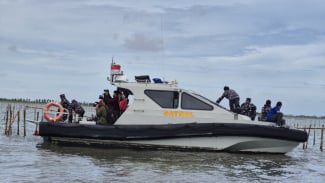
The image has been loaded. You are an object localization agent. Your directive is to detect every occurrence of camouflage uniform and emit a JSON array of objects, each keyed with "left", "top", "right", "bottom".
[
  {"left": 71, "top": 99, "right": 85, "bottom": 119},
  {"left": 259, "top": 102, "right": 271, "bottom": 121},
  {"left": 60, "top": 97, "right": 72, "bottom": 122},
  {"left": 240, "top": 101, "right": 256, "bottom": 120},
  {"left": 96, "top": 104, "right": 108, "bottom": 125},
  {"left": 261, "top": 105, "right": 271, "bottom": 121}
]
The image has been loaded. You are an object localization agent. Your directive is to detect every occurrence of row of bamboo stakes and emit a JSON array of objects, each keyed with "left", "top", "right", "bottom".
[
  {"left": 293, "top": 123, "right": 324, "bottom": 151},
  {"left": 3, "top": 104, "right": 40, "bottom": 136},
  {"left": 4, "top": 104, "right": 25, "bottom": 136},
  {"left": 2, "top": 104, "right": 325, "bottom": 151}
]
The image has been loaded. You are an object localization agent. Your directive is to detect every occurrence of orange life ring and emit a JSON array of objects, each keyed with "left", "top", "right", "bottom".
[{"left": 43, "top": 102, "right": 64, "bottom": 122}]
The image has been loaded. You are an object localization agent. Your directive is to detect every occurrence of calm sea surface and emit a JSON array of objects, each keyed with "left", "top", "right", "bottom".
[{"left": 1, "top": 102, "right": 324, "bottom": 183}]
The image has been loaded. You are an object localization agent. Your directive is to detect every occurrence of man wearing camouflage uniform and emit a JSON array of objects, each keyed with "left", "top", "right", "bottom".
[
  {"left": 59, "top": 94, "right": 72, "bottom": 122},
  {"left": 259, "top": 99, "right": 271, "bottom": 121},
  {"left": 71, "top": 99, "right": 85, "bottom": 121},
  {"left": 240, "top": 98, "right": 257, "bottom": 120}
]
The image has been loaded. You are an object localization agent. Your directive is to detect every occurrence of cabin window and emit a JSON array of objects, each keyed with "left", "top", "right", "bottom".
[
  {"left": 181, "top": 93, "right": 213, "bottom": 110},
  {"left": 144, "top": 90, "right": 179, "bottom": 108}
]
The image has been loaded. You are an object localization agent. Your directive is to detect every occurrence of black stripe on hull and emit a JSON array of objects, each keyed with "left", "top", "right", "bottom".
[{"left": 39, "top": 122, "right": 308, "bottom": 142}]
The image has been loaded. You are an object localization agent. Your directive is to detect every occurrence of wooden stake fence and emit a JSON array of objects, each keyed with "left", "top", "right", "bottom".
[
  {"left": 3, "top": 104, "right": 28, "bottom": 136},
  {"left": 293, "top": 121, "right": 325, "bottom": 151}
]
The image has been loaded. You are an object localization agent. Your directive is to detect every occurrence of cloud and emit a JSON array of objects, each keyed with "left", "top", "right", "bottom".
[
  {"left": 124, "top": 33, "right": 163, "bottom": 52},
  {"left": 1, "top": 0, "right": 325, "bottom": 116}
]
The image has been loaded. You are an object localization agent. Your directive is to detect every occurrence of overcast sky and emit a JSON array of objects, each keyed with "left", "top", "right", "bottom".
[{"left": 1, "top": 0, "right": 325, "bottom": 116}]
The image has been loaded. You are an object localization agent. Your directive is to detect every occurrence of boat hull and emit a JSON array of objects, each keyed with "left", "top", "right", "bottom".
[
  {"left": 39, "top": 122, "right": 308, "bottom": 154},
  {"left": 46, "top": 136, "right": 300, "bottom": 154}
]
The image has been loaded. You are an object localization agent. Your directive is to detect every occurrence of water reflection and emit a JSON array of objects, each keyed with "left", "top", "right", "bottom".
[
  {"left": 2, "top": 102, "right": 323, "bottom": 182},
  {"left": 37, "top": 143, "right": 301, "bottom": 182}
]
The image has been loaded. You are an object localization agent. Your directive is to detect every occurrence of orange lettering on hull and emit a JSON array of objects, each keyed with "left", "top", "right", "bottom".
[{"left": 163, "top": 110, "right": 194, "bottom": 118}]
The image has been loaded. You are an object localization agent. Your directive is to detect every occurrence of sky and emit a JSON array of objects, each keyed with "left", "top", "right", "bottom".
[{"left": 1, "top": 0, "right": 325, "bottom": 116}]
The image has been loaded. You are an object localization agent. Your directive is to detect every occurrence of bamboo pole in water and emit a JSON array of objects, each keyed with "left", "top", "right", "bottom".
[
  {"left": 5, "top": 107, "right": 9, "bottom": 135},
  {"left": 36, "top": 111, "right": 39, "bottom": 121},
  {"left": 303, "top": 127, "right": 306, "bottom": 150},
  {"left": 320, "top": 125, "right": 324, "bottom": 152},
  {"left": 313, "top": 123, "right": 316, "bottom": 145},
  {"left": 305, "top": 124, "right": 312, "bottom": 149},
  {"left": 8, "top": 105, "right": 13, "bottom": 136},
  {"left": 7, "top": 105, "right": 12, "bottom": 135},
  {"left": 17, "top": 111, "right": 20, "bottom": 135},
  {"left": 35, "top": 111, "right": 40, "bottom": 135},
  {"left": 24, "top": 109, "right": 26, "bottom": 137}
]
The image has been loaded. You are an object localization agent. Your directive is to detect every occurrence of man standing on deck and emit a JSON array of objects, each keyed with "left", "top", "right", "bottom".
[
  {"left": 71, "top": 99, "right": 85, "bottom": 121},
  {"left": 59, "top": 94, "right": 72, "bottom": 122},
  {"left": 216, "top": 86, "right": 240, "bottom": 113}
]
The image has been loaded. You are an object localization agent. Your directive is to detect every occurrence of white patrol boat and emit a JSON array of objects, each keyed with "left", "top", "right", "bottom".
[{"left": 38, "top": 63, "right": 308, "bottom": 154}]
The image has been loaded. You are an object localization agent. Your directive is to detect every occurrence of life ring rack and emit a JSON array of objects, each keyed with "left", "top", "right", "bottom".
[{"left": 43, "top": 101, "right": 64, "bottom": 122}]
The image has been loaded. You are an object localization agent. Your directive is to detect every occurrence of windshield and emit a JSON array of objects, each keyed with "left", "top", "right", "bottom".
[{"left": 191, "top": 92, "right": 229, "bottom": 111}]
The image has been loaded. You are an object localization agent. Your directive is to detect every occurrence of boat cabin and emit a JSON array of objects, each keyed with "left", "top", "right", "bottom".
[{"left": 110, "top": 64, "right": 252, "bottom": 125}]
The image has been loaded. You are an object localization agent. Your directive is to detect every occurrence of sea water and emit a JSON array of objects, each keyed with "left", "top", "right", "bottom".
[{"left": 1, "top": 102, "right": 324, "bottom": 183}]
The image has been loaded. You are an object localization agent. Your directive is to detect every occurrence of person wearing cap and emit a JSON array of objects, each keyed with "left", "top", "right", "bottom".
[
  {"left": 71, "top": 99, "right": 85, "bottom": 121},
  {"left": 107, "top": 90, "right": 120, "bottom": 112},
  {"left": 95, "top": 99, "right": 108, "bottom": 125},
  {"left": 216, "top": 86, "right": 240, "bottom": 113},
  {"left": 259, "top": 99, "right": 272, "bottom": 121},
  {"left": 266, "top": 101, "right": 286, "bottom": 126},
  {"left": 240, "top": 97, "right": 256, "bottom": 120},
  {"left": 103, "top": 89, "right": 112, "bottom": 106},
  {"left": 59, "top": 94, "right": 72, "bottom": 122}
]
